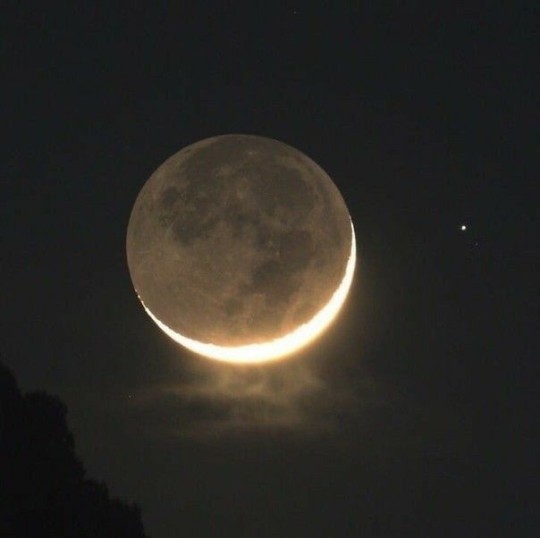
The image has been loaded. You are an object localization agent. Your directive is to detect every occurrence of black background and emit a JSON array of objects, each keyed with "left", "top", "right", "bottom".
[{"left": 3, "top": 3, "right": 537, "bottom": 536}]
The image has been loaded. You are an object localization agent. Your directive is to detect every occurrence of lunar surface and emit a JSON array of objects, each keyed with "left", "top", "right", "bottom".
[{"left": 126, "top": 135, "right": 355, "bottom": 363}]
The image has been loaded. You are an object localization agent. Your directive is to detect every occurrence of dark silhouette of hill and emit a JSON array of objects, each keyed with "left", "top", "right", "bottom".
[{"left": 0, "top": 361, "right": 147, "bottom": 537}]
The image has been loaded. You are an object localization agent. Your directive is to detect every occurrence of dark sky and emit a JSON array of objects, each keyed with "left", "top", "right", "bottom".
[{"left": 3, "top": 4, "right": 537, "bottom": 537}]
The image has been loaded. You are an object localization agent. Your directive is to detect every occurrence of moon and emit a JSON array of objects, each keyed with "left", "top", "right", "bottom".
[{"left": 126, "top": 135, "right": 355, "bottom": 364}]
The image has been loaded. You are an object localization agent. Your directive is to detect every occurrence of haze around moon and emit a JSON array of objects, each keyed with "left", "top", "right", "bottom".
[{"left": 126, "top": 135, "right": 355, "bottom": 363}]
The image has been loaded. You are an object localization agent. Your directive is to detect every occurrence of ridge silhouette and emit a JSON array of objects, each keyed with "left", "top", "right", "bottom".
[{"left": 0, "top": 361, "right": 147, "bottom": 537}]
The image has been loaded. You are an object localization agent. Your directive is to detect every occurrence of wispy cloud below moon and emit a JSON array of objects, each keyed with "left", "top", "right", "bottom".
[{"left": 128, "top": 356, "right": 378, "bottom": 441}]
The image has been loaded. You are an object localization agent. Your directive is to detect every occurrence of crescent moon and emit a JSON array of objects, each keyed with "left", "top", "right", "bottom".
[
  {"left": 127, "top": 135, "right": 356, "bottom": 364},
  {"left": 138, "top": 223, "right": 355, "bottom": 363}
]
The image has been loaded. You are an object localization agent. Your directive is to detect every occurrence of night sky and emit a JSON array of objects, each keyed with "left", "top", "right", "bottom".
[{"left": 3, "top": 4, "right": 537, "bottom": 537}]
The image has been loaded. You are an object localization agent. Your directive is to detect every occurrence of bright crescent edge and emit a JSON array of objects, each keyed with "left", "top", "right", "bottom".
[{"left": 138, "top": 221, "right": 356, "bottom": 364}]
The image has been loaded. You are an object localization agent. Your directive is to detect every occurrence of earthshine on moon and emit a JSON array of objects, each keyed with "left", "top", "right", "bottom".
[{"left": 126, "top": 135, "right": 356, "bottom": 364}]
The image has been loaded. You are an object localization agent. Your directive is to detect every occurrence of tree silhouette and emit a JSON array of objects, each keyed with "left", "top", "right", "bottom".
[{"left": 0, "top": 361, "right": 147, "bottom": 537}]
